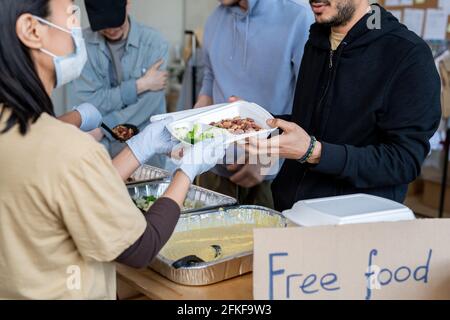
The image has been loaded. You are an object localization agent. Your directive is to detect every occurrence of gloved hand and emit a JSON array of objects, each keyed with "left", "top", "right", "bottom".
[
  {"left": 177, "top": 138, "right": 227, "bottom": 183},
  {"left": 73, "top": 103, "right": 103, "bottom": 132},
  {"left": 127, "top": 117, "right": 177, "bottom": 164}
]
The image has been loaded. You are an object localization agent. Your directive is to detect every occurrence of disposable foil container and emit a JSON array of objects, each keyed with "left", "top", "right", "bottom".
[
  {"left": 128, "top": 181, "right": 237, "bottom": 214},
  {"left": 126, "top": 165, "right": 170, "bottom": 185},
  {"left": 150, "top": 206, "right": 287, "bottom": 286}
]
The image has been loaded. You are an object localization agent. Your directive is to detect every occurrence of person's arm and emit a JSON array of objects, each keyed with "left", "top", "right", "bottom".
[
  {"left": 57, "top": 103, "right": 103, "bottom": 132},
  {"left": 57, "top": 104, "right": 103, "bottom": 139},
  {"left": 271, "top": 11, "right": 313, "bottom": 125},
  {"left": 117, "top": 48, "right": 170, "bottom": 121},
  {"left": 56, "top": 113, "right": 141, "bottom": 181},
  {"left": 71, "top": 57, "right": 138, "bottom": 114},
  {"left": 248, "top": 46, "right": 441, "bottom": 189},
  {"left": 112, "top": 146, "right": 141, "bottom": 181},
  {"left": 310, "top": 45, "right": 441, "bottom": 188},
  {"left": 136, "top": 59, "right": 169, "bottom": 95},
  {"left": 162, "top": 170, "right": 192, "bottom": 207},
  {"left": 57, "top": 111, "right": 81, "bottom": 128},
  {"left": 195, "top": 95, "right": 213, "bottom": 108},
  {"left": 58, "top": 145, "right": 189, "bottom": 270},
  {"left": 111, "top": 116, "right": 176, "bottom": 181},
  {"left": 274, "top": 10, "right": 313, "bottom": 125},
  {"left": 228, "top": 96, "right": 292, "bottom": 122},
  {"left": 116, "top": 171, "right": 190, "bottom": 268},
  {"left": 116, "top": 139, "right": 226, "bottom": 268},
  {"left": 291, "top": 9, "right": 314, "bottom": 82},
  {"left": 194, "top": 32, "right": 214, "bottom": 108}
]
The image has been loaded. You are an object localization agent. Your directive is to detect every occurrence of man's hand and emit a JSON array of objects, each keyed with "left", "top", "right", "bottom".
[
  {"left": 246, "top": 119, "right": 322, "bottom": 164},
  {"left": 136, "top": 59, "right": 168, "bottom": 94},
  {"left": 229, "top": 163, "right": 265, "bottom": 188},
  {"left": 228, "top": 96, "right": 241, "bottom": 103},
  {"left": 195, "top": 95, "right": 242, "bottom": 109},
  {"left": 194, "top": 95, "right": 213, "bottom": 108}
]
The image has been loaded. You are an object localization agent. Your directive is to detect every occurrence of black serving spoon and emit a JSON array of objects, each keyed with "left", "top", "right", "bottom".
[
  {"left": 171, "top": 245, "right": 223, "bottom": 269},
  {"left": 101, "top": 123, "right": 139, "bottom": 142},
  {"left": 172, "top": 255, "right": 205, "bottom": 269}
]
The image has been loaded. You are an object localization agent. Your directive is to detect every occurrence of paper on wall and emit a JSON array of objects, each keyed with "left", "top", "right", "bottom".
[
  {"left": 438, "top": 0, "right": 450, "bottom": 14},
  {"left": 403, "top": 8, "right": 425, "bottom": 37},
  {"left": 385, "top": 0, "right": 401, "bottom": 6},
  {"left": 385, "top": 0, "right": 413, "bottom": 5},
  {"left": 424, "top": 9, "right": 447, "bottom": 40}
]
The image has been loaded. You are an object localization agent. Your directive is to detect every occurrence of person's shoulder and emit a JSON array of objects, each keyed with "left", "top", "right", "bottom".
[
  {"left": 205, "top": 4, "right": 225, "bottom": 28},
  {"left": 277, "top": 0, "right": 314, "bottom": 24},
  {"left": 203, "top": 4, "right": 226, "bottom": 42},
  {"left": 82, "top": 27, "right": 102, "bottom": 45},
  {"left": 37, "top": 114, "right": 107, "bottom": 162},
  {"left": 133, "top": 19, "right": 168, "bottom": 47},
  {"left": 283, "top": 0, "right": 311, "bottom": 12},
  {"left": 391, "top": 28, "right": 427, "bottom": 48},
  {"left": 386, "top": 24, "right": 431, "bottom": 57}
]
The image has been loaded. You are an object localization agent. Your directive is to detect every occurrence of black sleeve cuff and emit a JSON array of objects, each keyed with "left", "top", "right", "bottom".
[{"left": 310, "top": 142, "right": 347, "bottom": 176}]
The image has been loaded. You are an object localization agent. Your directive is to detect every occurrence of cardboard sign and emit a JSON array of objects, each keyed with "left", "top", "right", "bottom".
[{"left": 253, "top": 220, "right": 450, "bottom": 300}]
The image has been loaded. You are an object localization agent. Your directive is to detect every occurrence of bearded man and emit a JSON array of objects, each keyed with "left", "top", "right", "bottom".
[{"left": 248, "top": 0, "right": 442, "bottom": 211}]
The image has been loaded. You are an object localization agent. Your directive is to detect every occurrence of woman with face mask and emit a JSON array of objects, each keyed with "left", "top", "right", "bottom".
[
  {"left": 30, "top": 3, "right": 167, "bottom": 181},
  {"left": 0, "top": 0, "right": 225, "bottom": 300}
]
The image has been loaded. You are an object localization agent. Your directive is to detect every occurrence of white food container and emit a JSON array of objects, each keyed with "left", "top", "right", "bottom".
[
  {"left": 283, "top": 194, "right": 415, "bottom": 227},
  {"left": 166, "top": 101, "right": 277, "bottom": 145},
  {"left": 150, "top": 104, "right": 228, "bottom": 123}
]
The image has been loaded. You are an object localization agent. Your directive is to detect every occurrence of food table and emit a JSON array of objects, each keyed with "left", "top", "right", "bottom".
[
  {"left": 123, "top": 165, "right": 286, "bottom": 301},
  {"left": 124, "top": 159, "right": 296, "bottom": 301},
  {"left": 116, "top": 264, "right": 253, "bottom": 300}
]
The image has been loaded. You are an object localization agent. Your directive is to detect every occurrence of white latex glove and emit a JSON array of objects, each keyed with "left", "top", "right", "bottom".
[
  {"left": 73, "top": 103, "right": 102, "bottom": 132},
  {"left": 126, "top": 117, "right": 177, "bottom": 165},
  {"left": 177, "top": 138, "right": 226, "bottom": 183}
]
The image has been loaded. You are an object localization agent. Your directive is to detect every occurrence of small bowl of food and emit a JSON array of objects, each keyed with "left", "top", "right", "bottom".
[{"left": 111, "top": 124, "right": 139, "bottom": 142}]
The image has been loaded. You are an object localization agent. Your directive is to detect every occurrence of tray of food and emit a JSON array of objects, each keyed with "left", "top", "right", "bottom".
[
  {"left": 150, "top": 205, "right": 287, "bottom": 286},
  {"left": 128, "top": 181, "right": 237, "bottom": 214},
  {"left": 126, "top": 165, "right": 171, "bottom": 185},
  {"left": 166, "top": 101, "right": 277, "bottom": 145}
]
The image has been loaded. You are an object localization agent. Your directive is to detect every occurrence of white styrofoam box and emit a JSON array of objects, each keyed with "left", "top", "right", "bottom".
[
  {"left": 166, "top": 101, "right": 277, "bottom": 145},
  {"left": 150, "top": 104, "right": 228, "bottom": 123},
  {"left": 283, "top": 194, "right": 415, "bottom": 227}
]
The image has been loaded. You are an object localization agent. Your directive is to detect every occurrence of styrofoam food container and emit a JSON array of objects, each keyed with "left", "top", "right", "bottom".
[
  {"left": 150, "top": 104, "right": 228, "bottom": 123},
  {"left": 283, "top": 194, "right": 415, "bottom": 227},
  {"left": 166, "top": 101, "right": 277, "bottom": 145}
]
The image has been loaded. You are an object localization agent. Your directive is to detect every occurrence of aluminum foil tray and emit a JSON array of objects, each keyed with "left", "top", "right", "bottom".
[
  {"left": 150, "top": 206, "right": 287, "bottom": 286},
  {"left": 128, "top": 181, "right": 237, "bottom": 214},
  {"left": 126, "top": 165, "right": 170, "bottom": 185}
]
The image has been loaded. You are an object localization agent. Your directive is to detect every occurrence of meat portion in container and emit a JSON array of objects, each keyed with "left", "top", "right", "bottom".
[
  {"left": 112, "top": 125, "right": 136, "bottom": 141},
  {"left": 209, "top": 117, "right": 262, "bottom": 135}
]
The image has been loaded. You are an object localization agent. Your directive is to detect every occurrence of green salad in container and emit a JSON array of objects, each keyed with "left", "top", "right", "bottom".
[
  {"left": 174, "top": 124, "right": 225, "bottom": 145},
  {"left": 133, "top": 195, "right": 204, "bottom": 212}
]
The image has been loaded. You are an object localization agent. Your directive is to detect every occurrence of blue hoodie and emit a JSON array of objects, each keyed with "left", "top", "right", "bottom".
[{"left": 200, "top": 0, "right": 314, "bottom": 116}]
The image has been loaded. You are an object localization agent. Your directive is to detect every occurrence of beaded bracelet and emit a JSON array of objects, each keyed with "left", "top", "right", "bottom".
[{"left": 298, "top": 136, "right": 317, "bottom": 164}]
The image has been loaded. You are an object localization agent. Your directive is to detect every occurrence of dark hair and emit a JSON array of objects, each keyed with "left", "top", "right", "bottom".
[{"left": 0, "top": 0, "right": 54, "bottom": 135}]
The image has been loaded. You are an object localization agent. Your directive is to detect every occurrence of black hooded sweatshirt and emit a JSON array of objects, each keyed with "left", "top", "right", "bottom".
[{"left": 272, "top": 5, "right": 441, "bottom": 211}]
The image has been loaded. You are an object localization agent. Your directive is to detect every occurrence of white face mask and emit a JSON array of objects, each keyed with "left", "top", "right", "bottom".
[{"left": 33, "top": 16, "right": 87, "bottom": 88}]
